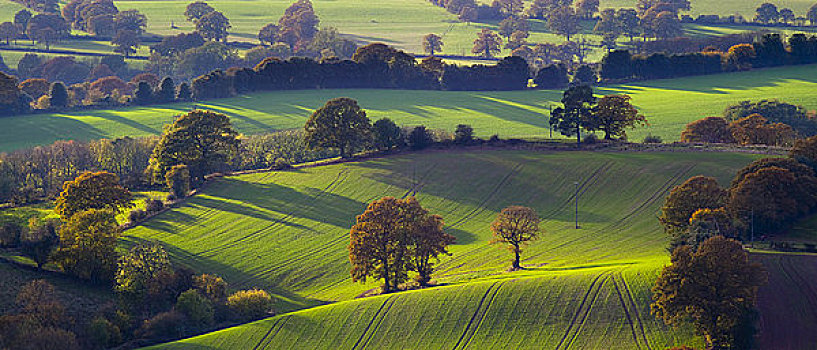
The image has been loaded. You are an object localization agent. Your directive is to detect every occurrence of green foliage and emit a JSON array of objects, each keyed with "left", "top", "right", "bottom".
[
  {"left": 227, "top": 289, "right": 273, "bottom": 321},
  {"left": 550, "top": 85, "right": 596, "bottom": 145},
  {"left": 88, "top": 316, "right": 122, "bottom": 349},
  {"left": 48, "top": 82, "right": 67, "bottom": 108},
  {"left": 372, "top": 118, "right": 402, "bottom": 151},
  {"left": 138, "top": 311, "right": 185, "bottom": 342},
  {"left": 54, "top": 171, "right": 133, "bottom": 220},
  {"left": 407, "top": 125, "right": 433, "bottom": 150},
  {"left": 134, "top": 81, "right": 154, "bottom": 105},
  {"left": 197, "top": 10, "right": 231, "bottom": 42},
  {"left": 52, "top": 209, "right": 121, "bottom": 283},
  {"left": 149, "top": 109, "right": 239, "bottom": 184},
  {"left": 21, "top": 218, "right": 58, "bottom": 268},
  {"left": 193, "top": 274, "right": 228, "bottom": 303},
  {"left": 115, "top": 243, "right": 172, "bottom": 301},
  {"left": 723, "top": 99, "right": 817, "bottom": 137},
  {"left": 165, "top": 164, "right": 191, "bottom": 198},
  {"left": 175, "top": 289, "right": 214, "bottom": 327},
  {"left": 454, "top": 124, "right": 474, "bottom": 145},
  {"left": 304, "top": 97, "right": 372, "bottom": 158}
]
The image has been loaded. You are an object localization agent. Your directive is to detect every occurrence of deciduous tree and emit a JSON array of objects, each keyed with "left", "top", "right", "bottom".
[
  {"left": 51, "top": 209, "right": 120, "bottom": 283},
  {"left": 408, "top": 203, "right": 454, "bottom": 285},
  {"left": 184, "top": 1, "right": 215, "bottom": 23},
  {"left": 54, "top": 171, "right": 132, "bottom": 220},
  {"left": 422, "top": 33, "right": 443, "bottom": 55},
  {"left": 0, "top": 22, "right": 18, "bottom": 45},
  {"left": 652, "top": 236, "right": 766, "bottom": 350},
  {"left": 372, "top": 118, "right": 403, "bottom": 151},
  {"left": 729, "top": 166, "right": 817, "bottom": 233},
  {"left": 728, "top": 114, "right": 794, "bottom": 146},
  {"left": 659, "top": 176, "right": 727, "bottom": 233},
  {"left": 472, "top": 28, "right": 502, "bottom": 58},
  {"left": 549, "top": 84, "right": 596, "bottom": 145},
  {"left": 755, "top": 3, "right": 780, "bottom": 23},
  {"left": 587, "top": 94, "right": 647, "bottom": 140},
  {"left": 149, "top": 109, "right": 239, "bottom": 184},
  {"left": 112, "top": 29, "right": 139, "bottom": 57},
  {"left": 790, "top": 135, "right": 817, "bottom": 170},
  {"left": 548, "top": 6, "right": 580, "bottom": 41},
  {"left": 115, "top": 243, "right": 173, "bottom": 302},
  {"left": 575, "top": 0, "right": 600, "bottom": 19},
  {"left": 680, "top": 117, "right": 734, "bottom": 143},
  {"left": 490, "top": 206, "right": 541, "bottom": 269},
  {"left": 196, "top": 10, "right": 230, "bottom": 42},
  {"left": 304, "top": 97, "right": 372, "bottom": 158}
]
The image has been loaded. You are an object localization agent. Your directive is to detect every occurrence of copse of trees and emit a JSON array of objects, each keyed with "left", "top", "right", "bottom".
[
  {"left": 54, "top": 171, "right": 133, "bottom": 220},
  {"left": 349, "top": 196, "right": 455, "bottom": 293}
]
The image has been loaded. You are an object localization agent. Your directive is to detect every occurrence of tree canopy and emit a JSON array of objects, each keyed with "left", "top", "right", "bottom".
[
  {"left": 490, "top": 206, "right": 541, "bottom": 269},
  {"left": 304, "top": 97, "right": 372, "bottom": 158},
  {"left": 54, "top": 171, "right": 133, "bottom": 220}
]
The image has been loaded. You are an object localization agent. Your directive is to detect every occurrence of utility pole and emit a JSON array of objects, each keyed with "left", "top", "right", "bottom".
[{"left": 575, "top": 181, "right": 580, "bottom": 229}]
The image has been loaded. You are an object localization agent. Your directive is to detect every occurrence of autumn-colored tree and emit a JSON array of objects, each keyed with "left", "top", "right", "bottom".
[
  {"left": 472, "top": 28, "right": 502, "bottom": 58},
  {"left": 728, "top": 114, "right": 795, "bottom": 146},
  {"left": 51, "top": 209, "right": 120, "bottom": 283},
  {"left": 548, "top": 6, "right": 579, "bottom": 41},
  {"left": 671, "top": 207, "right": 737, "bottom": 252},
  {"left": 165, "top": 164, "right": 191, "bottom": 198},
  {"left": 148, "top": 109, "right": 240, "bottom": 184},
  {"left": 227, "top": 289, "right": 273, "bottom": 321},
  {"left": 659, "top": 176, "right": 727, "bottom": 233},
  {"left": 408, "top": 203, "right": 455, "bottom": 285},
  {"left": 729, "top": 166, "right": 817, "bottom": 233},
  {"left": 422, "top": 33, "right": 443, "bottom": 55},
  {"left": 490, "top": 206, "right": 541, "bottom": 270},
  {"left": 0, "top": 72, "right": 23, "bottom": 116},
  {"left": 790, "top": 135, "right": 817, "bottom": 170},
  {"left": 304, "top": 97, "right": 372, "bottom": 158},
  {"left": 54, "top": 171, "right": 132, "bottom": 220},
  {"left": 18, "top": 78, "right": 50, "bottom": 100},
  {"left": 730, "top": 157, "right": 815, "bottom": 188},
  {"left": 680, "top": 117, "right": 734, "bottom": 144},
  {"left": 89, "top": 75, "right": 132, "bottom": 96},
  {"left": 193, "top": 274, "right": 228, "bottom": 303},
  {"left": 16, "top": 279, "right": 66, "bottom": 327},
  {"left": 587, "top": 94, "right": 647, "bottom": 140},
  {"left": 652, "top": 236, "right": 766, "bottom": 350}
]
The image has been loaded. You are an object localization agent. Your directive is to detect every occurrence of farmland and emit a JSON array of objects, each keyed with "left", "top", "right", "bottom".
[
  {"left": 3, "top": 64, "right": 817, "bottom": 152},
  {"left": 126, "top": 149, "right": 761, "bottom": 348}
]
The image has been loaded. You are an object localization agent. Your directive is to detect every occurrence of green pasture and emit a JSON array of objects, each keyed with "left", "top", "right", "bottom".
[
  {"left": 600, "top": 0, "right": 817, "bottom": 16},
  {"left": 3, "top": 64, "right": 817, "bottom": 152},
  {"left": 131, "top": 149, "right": 760, "bottom": 349}
]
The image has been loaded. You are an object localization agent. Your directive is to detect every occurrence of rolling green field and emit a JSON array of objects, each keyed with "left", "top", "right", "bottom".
[
  {"left": 127, "top": 149, "right": 761, "bottom": 348},
  {"left": 3, "top": 64, "right": 817, "bottom": 152}
]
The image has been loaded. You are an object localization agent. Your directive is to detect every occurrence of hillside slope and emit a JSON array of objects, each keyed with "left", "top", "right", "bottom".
[
  {"left": 132, "top": 149, "right": 762, "bottom": 349},
  {"left": 3, "top": 64, "right": 817, "bottom": 152}
]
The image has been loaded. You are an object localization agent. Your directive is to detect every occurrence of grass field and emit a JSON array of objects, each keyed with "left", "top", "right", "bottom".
[
  {"left": 3, "top": 64, "right": 817, "bottom": 152},
  {"left": 126, "top": 149, "right": 761, "bottom": 348}
]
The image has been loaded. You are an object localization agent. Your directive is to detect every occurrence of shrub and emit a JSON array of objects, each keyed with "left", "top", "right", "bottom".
[
  {"left": 583, "top": 134, "right": 599, "bottom": 144},
  {"left": 372, "top": 118, "right": 403, "bottom": 151},
  {"left": 0, "top": 222, "right": 22, "bottom": 247},
  {"left": 643, "top": 134, "right": 663, "bottom": 143},
  {"left": 128, "top": 209, "right": 146, "bottom": 223},
  {"left": 407, "top": 126, "right": 433, "bottom": 150},
  {"left": 138, "top": 311, "right": 185, "bottom": 342},
  {"left": 227, "top": 289, "right": 273, "bottom": 321},
  {"left": 273, "top": 158, "right": 292, "bottom": 170},
  {"left": 145, "top": 198, "right": 164, "bottom": 213},
  {"left": 165, "top": 164, "right": 191, "bottom": 199},
  {"left": 175, "top": 289, "right": 214, "bottom": 327},
  {"left": 193, "top": 274, "right": 228, "bottom": 303},
  {"left": 454, "top": 124, "right": 474, "bottom": 145},
  {"left": 489, "top": 134, "right": 501, "bottom": 143},
  {"left": 88, "top": 316, "right": 122, "bottom": 349}
]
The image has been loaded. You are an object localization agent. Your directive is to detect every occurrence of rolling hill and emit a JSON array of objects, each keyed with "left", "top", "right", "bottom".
[
  {"left": 126, "top": 149, "right": 763, "bottom": 348},
  {"left": 3, "top": 64, "right": 817, "bottom": 153}
]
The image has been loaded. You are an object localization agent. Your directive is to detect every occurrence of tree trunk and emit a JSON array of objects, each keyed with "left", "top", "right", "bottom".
[
  {"left": 382, "top": 260, "right": 391, "bottom": 293},
  {"left": 513, "top": 246, "right": 521, "bottom": 269},
  {"left": 339, "top": 144, "right": 346, "bottom": 159},
  {"left": 576, "top": 125, "right": 581, "bottom": 146}
]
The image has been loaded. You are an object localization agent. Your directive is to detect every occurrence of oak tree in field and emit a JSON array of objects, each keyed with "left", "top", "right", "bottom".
[
  {"left": 55, "top": 171, "right": 133, "bottom": 220},
  {"left": 349, "top": 197, "right": 453, "bottom": 292},
  {"left": 349, "top": 197, "right": 412, "bottom": 293},
  {"left": 422, "top": 33, "right": 443, "bottom": 56},
  {"left": 587, "top": 94, "right": 647, "bottom": 140},
  {"left": 652, "top": 236, "right": 766, "bottom": 350},
  {"left": 184, "top": 1, "right": 215, "bottom": 23},
  {"left": 305, "top": 97, "right": 372, "bottom": 158},
  {"left": 680, "top": 117, "right": 734, "bottom": 144},
  {"left": 408, "top": 204, "right": 455, "bottom": 285},
  {"left": 197, "top": 10, "right": 231, "bottom": 42},
  {"left": 550, "top": 84, "right": 596, "bottom": 145},
  {"left": 112, "top": 29, "right": 140, "bottom": 57},
  {"left": 51, "top": 209, "right": 121, "bottom": 282},
  {"left": 490, "top": 206, "right": 541, "bottom": 270},
  {"left": 149, "top": 110, "right": 240, "bottom": 185},
  {"left": 755, "top": 3, "right": 779, "bottom": 23},
  {"left": 548, "top": 6, "right": 579, "bottom": 41},
  {"left": 472, "top": 28, "right": 502, "bottom": 58},
  {"left": 659, "top": 176, "right": 727, "bottom": 234},
  {"left": 498, "top": 16, "right": 528, "bottom": 40}
]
